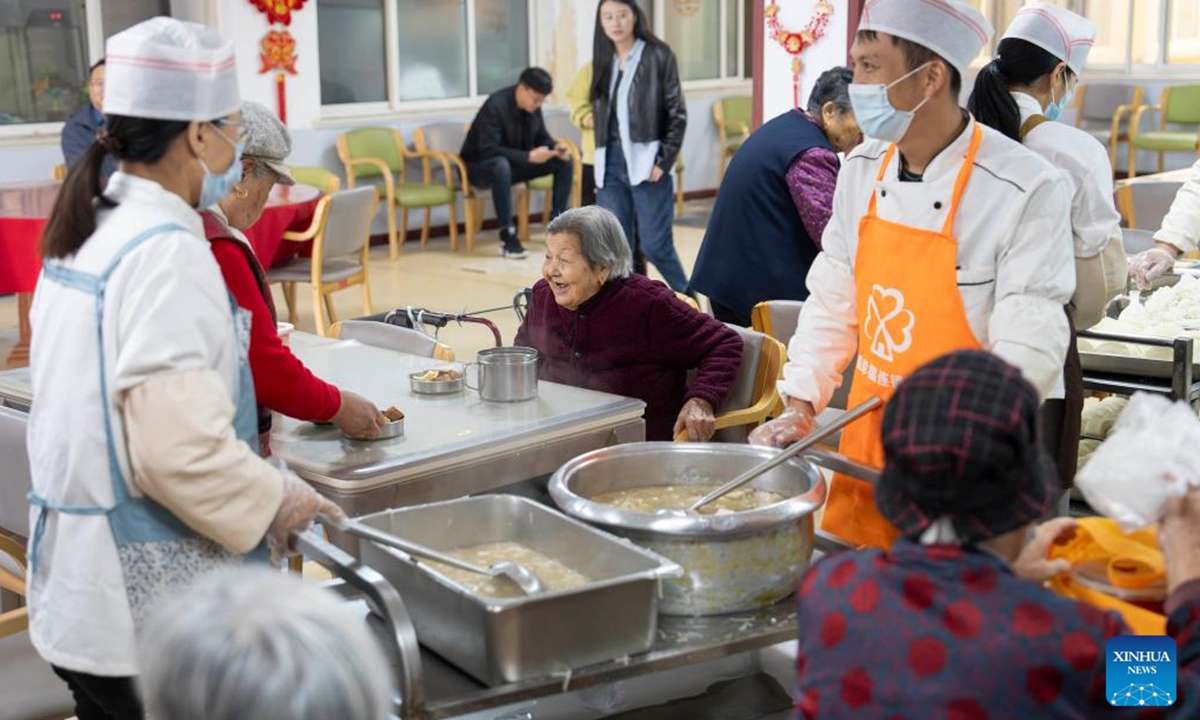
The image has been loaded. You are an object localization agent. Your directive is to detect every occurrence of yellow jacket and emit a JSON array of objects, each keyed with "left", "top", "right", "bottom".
[{"left": 567, "top": 62, "right": 595, "bottom": 164}]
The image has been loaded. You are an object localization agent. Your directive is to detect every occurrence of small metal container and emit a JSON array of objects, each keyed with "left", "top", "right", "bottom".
[
  {"left": 550, "top": 442, "right": 827, "bottom": 616},
  {"left": 355, "top": 495, "right": 680, "bottom": 685},
  {"left": 345, "top": 418, "right": 404, "bottom": 440},
  {"left": 408, "top": 370, "right": 464, "bottom": 395},
  {"left": 465, "top": 347, "right": 539, "bottom": 402}
]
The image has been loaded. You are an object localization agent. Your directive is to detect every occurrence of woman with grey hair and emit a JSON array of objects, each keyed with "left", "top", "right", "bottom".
[
  {"left": 515, "top": 206, "right": 742, "bottom": 441},
  {"left": 203, "top": 101, "right": 385, "bottom": 454},
  {"left": 690, "top": 66, "right": 861, "bottom": 327},
  {"left": 140, "top": 567, "right": 392, "bottom": 720}
]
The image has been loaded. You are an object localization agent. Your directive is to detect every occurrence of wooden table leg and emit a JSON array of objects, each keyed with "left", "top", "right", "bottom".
[{"left": 4, "top": 292, "right": 31, "bottom": 368}]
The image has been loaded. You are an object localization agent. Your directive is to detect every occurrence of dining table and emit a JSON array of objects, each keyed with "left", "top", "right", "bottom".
[
  {"left": 0, "top": 180, "right": 61, "bottom": 368},
  {"left": 243, "top": 182, "right": 322, "bottom": 268}
]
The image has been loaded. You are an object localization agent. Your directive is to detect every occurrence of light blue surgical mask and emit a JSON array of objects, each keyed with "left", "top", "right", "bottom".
[
  {"left": 1044, "top": 72, "right": 1074, "bottom": 123},
  {"left": 196, "top": 123, "right": 245, "bottom": 209},
  {"left": 848, "top": 62, "right": 933, "bottom": 143}
]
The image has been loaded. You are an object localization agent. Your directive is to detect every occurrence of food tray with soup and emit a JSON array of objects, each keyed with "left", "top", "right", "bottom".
[
  {"left": 353, "top": 494, "right": 681, "bottom": 685},
  {"left": 550, "top": 442, "right": 828, "bottom": 616}
]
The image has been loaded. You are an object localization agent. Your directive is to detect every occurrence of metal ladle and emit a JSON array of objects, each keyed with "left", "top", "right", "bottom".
[
  {"left": 683, "top": 396, "right": 883, "bottom": 515},
  {"left": 322, "top": 514, "right": 545, "bottom": 595}
]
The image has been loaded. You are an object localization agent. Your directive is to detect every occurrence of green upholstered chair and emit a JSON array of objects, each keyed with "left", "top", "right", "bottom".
[
  {"left": 712, "top": 95, "right": 752, "bottom": 182},
  {"left": 335, "top": 127, "right": 458, "bottom": 259},
  {"left": 289, "top": 166, "right": 341, "bottom": 194},
  {"left": 1128, "top": 84, "right": 1200, "bottom": 178}
]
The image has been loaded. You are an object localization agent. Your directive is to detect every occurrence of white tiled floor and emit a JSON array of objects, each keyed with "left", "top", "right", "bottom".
[{"left": 0, "top": 200, "right": 714, "bottom": 364}]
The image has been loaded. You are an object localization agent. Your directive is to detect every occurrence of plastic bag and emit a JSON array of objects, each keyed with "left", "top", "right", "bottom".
[{"left": 1076, "top": 393, "right": 1200, "bottom": 531}]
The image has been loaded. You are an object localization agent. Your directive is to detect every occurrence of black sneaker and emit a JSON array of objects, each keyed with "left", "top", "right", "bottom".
[{"left": 500, "top": 228, "right": 527, "bottom": 259}]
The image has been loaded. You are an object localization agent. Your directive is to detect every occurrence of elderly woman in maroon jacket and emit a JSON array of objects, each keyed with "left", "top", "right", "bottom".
[{"left": 515, "top": 206, "right": 742, "bottom": 441}]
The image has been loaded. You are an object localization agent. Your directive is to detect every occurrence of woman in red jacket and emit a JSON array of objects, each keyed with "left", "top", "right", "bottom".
[
  {"left": 202, "top": 101, "right": 384, "bottom": 454},
  {"left": 515, "top": 206, "right": 742, "bottom": 441}
]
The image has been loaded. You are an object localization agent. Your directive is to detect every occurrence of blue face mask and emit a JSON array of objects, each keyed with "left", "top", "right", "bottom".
[
  {"left": 196, "top": 124, "right": 245, "bottom": 209},
  {"left": 1044, "top": 72, "right": 1074, "bottom": 122},
  {"left": 848, "top": 62, "right": 933, "bottom": 143}
]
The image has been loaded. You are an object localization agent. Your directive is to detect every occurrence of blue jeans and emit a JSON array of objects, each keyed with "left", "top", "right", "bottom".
[
  {"left": 468, "top": 155, "right": 573, "bottom": 231},
  {"left": 597, "top": 144, "right": 688, "bottom": 292}
]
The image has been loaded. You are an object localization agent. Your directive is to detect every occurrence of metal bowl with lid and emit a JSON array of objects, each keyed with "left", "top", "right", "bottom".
[{"left": 549, "top": 442, "right": 827, "bottom": 616}]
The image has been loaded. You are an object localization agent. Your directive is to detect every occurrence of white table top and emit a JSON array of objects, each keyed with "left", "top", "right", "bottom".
[
  {"left": 272, "top": 333, "right": 645, "bottom": 489},
  {"left": 1116, "top": 167, "right": 1194, "bottom": 188}
]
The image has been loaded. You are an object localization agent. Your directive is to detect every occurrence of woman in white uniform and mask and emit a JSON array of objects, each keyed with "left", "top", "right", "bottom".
[
  {"left": 968, "top": 3, "right": 1127, "bottom": 491},
  {"left": 26, "top": 18, "right": 342, "bottom": 718}
]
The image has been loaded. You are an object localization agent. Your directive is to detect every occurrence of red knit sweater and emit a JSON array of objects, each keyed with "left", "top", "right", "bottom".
[{"left": 203, "top": 211, "right": 341, "bottom": 423}]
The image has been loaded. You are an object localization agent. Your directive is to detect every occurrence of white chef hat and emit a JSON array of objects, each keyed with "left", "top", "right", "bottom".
[
  {"left": 103, "top": 17, "right": 240, "bottom": 122},
  {"left": 858, "top": 0, "right": 994, "bottom": 78},
  {"left": 1002, "top": 3, "right": 1096, "bottom": 75}
]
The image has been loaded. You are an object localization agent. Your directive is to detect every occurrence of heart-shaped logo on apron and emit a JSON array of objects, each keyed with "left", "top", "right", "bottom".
[{"left": 864, "top": 284, "right": 914, "bottom": 362}]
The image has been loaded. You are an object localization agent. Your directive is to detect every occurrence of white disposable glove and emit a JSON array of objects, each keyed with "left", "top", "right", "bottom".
[
  {"left": 1130, "top": 247, "right": 1177, "bottom": 291},
  {"left": 266, "top": 469, "right": 345, "bottom": 563},
  {"left": 748, "top": 403, "right": 816, "bottom": 448}
]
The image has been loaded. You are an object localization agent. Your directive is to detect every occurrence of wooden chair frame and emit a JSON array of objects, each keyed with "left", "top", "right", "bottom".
[
  {"left": 51, "top": 164, "right": 66, "bottom": 181},
  {"left": 335, "top": 129, "right": 458, "bottom": 259},
  {"left": 1073, "top": 84, "right": 1145, "bottom": 171},
  {"left": 674, "top": 332, "right": 786, "bottom": 441},
  {"left": 712, "top": 100, "right": 751, "bottom": 183},
  {"left": 1128, "top": 86, "right": 1200, "bottom": 179},
  {"left": 0, "top": 534, "right": 28, "bottom": 637},
  {"left": 277, "top": 191, "right": 379, "bottom": 337}
]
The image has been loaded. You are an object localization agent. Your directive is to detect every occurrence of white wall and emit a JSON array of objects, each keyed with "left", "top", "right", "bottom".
[{"left": 759, "top": 0, "right": 850, "bottom": 122}]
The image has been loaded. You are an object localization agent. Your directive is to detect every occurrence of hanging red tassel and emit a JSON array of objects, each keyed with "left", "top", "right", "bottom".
[{"left": 276, "top": 73, "right": 287, "bottom": 124}]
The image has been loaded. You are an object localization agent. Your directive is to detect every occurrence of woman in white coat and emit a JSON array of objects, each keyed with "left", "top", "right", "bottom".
[
  {"left": 26, "top": 18, "right": 341, "bottom": 718},
  {"left": 968, "top": 3, "right": 1127, "bottom": 491}
]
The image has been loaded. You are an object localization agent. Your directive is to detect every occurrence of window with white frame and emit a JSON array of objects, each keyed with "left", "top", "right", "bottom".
[
  {"left": 0, "top": 0, "right": 168, "bottom": 125},
  {"left": 643, "top": 0, "right": 747, "bottom": 83},
  {"left": 964, "top": 0, "right": 1200, "bottom": 71},
  {"left": 318, "top": 0, "right": 531, "bottom": 109}
]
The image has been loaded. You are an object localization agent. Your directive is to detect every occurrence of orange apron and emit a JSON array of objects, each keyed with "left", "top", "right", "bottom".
[{"left": 821, "top": 125, "right": 985, "bottom": 550}]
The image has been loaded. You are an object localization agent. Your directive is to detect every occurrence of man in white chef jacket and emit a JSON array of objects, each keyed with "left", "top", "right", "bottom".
[
  {"left": 1131, "top": 158, "right": 1200, "bottom": 289},
  {"left": 750, "top": 0, "right": 1075, "bottom": 550}
]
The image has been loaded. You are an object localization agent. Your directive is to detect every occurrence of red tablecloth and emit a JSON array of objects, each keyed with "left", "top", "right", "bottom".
[
  {"left": 0, "top": 217, "right": 47, "bottom": 294},
  {"left": 243, "top": 184, "right": 322, "bottom": 268}
]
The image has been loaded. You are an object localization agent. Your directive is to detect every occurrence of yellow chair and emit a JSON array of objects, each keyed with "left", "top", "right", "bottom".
[
  {"left": 712, "top": 95, "right": 752, "bottom": 182},
  {"left": 289, "top": 166, "right": 341, "bottom": 194},
  {"left": 331, "top": 319, "right": 455, "bottom": 361},
  {"left": 751, "top": 300, "right": 854, "bottom": 414},
  {"left": 1115, "top": 177, "right": 1188, "bottom": 230},
  {"left": 1072, "top": 83, "right": 1144, "bottom": 172},
  {"left": 674, "top": 291, "right": 699, "bottom": 310},
  {"left": 674, "top": 156, "right": 686, "bottom": 217},
  {"left": 675, "top": 325, "right": 785, "bottom": 443},
  {"left": 51, "top": 164, "right": 66, "bottom": 181},
  {"left": 336, "top": 127, "right": 458, "bottom": 259},
  {"left": 267, "top": 186, "right": 377, "bottom": 337},
  {"left": 1128, "top": 84, "right": 1200, "bottom": 178}
]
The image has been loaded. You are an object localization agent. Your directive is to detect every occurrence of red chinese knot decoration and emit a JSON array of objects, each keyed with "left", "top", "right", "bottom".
[
  {"left": 766, "top": 0, "right": 833, "bottom": 109},
  {"left": 259, "top": 29, "right": 298, "bottom": 124},
  {"left": 248, "top": 0, "right": 307, "bottom": 26}
]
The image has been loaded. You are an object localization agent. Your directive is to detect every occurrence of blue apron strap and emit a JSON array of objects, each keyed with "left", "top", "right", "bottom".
[
  {"left": 40, "top": 222, "right": 191, "bottom": 506},
  {"left": 27, "top": 492, "right": 110, "bottom": 575}
]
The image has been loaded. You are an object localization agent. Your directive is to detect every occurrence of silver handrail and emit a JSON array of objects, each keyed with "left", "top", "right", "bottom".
[{"left": 292, "top": 531, "right": 426, "bottom": 717}]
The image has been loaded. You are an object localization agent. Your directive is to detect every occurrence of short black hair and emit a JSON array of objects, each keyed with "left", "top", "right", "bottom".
[
  {"left": 807, "top": 66, "right": 854, "bottom": 117},
  {"left": 519, "top": 67, "right": 553, "bottom": 95},
  {"left": 89, "top": 58, "right": 105, "bottom": 75},
  {"left": 857, "top": 30, "right": 962, "bottom": 96}
]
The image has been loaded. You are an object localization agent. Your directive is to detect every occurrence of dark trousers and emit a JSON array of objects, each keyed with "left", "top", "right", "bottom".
[
  {"left": 581, "top": 162, "right": 597, "bottom": 207},
  {"left": 597, "top": 143, "right": 689, "bottom": 292},
  {"left": 1038, "top": 309, "right": 1083, "bottom": 492},
  {"left": 711, "top": 300, "right": 752, "bottom": 328},
  {"left": 52, "top": 665, "right": 144, "bottom": 720},
  {"left": 467, "top": 155, "right": 572, "bottom": 231}
]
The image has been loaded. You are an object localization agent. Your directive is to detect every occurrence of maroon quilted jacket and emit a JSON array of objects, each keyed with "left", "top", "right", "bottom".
[{"left": 514, "top": 274, "right": 743, "bottom": 440}]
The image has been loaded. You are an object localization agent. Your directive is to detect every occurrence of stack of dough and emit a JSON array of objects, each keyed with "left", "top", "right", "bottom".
[
  {"left": 1077, "top": 396, "right": 1128, "bottom": 472},
  {"left": 1078, "top": 276, "right": 1200, "bottom": 358}
]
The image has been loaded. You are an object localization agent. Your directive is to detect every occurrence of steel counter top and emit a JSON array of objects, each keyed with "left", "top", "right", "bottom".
[{"left": 273, "top": 334, "right": 646, "bottom": 493}]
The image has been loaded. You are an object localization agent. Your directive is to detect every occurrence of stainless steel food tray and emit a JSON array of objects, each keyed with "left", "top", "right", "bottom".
[
  {"left": 354, "top": 495, "right": 681, "bottom": 686},
  {"left": 1077, "top": 330, "right": 1199, "bottom": 402}
]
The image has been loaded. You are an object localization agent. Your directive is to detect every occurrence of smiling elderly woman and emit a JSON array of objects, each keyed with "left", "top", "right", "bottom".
[
  {"left": 515, "top": 206, "right": 742, "bottom": 441},
  {"left": 202, "top": 101, "right": 384, "bottom": 454}
]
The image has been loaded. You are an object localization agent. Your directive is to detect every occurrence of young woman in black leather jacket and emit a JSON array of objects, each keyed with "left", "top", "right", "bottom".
[{"left": 590, "top": 0, "right": 689, "bottom": 292}]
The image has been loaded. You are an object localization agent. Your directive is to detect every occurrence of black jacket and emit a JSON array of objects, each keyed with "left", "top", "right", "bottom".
[
  {"left": 460, "top": 85, "right": 554, "bottom": 165},
  {"left": 594, "top": 41, "right": 687, "bottom": 172}
]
